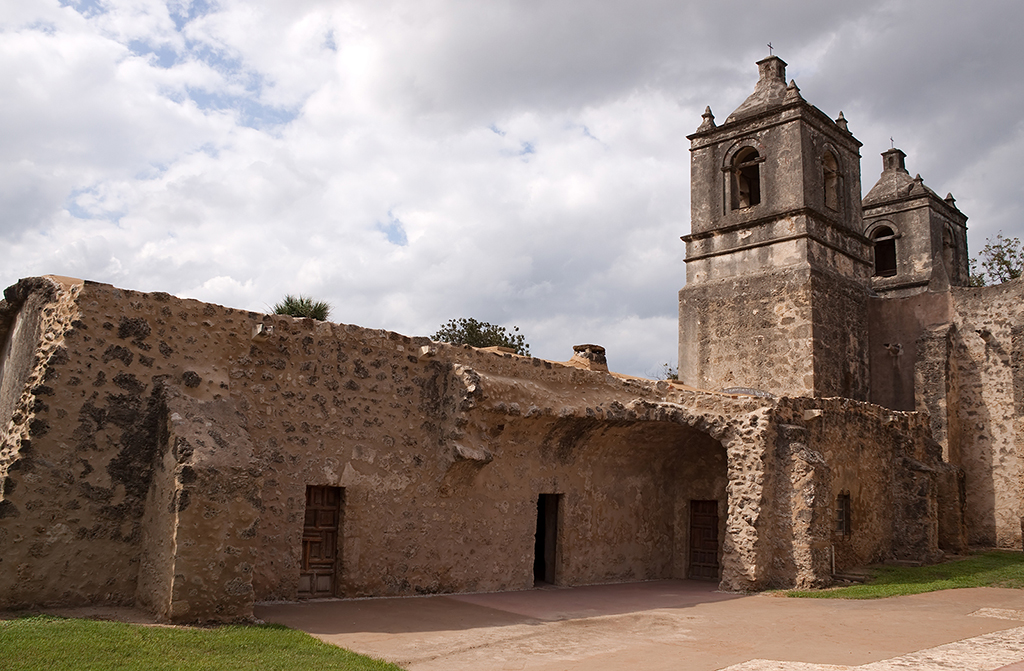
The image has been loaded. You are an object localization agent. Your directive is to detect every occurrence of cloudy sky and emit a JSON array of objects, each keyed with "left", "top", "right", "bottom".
[{"left": 2, "top": 0, "right": 1022, "bottom": 376}]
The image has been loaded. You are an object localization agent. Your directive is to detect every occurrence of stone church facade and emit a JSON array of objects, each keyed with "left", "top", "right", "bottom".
[
  {"left": 679, "top": 55, "right": 1022, "bottom": 552},
  {"left": 0, "top": 57, "right": 1018, "bottom": 623}
]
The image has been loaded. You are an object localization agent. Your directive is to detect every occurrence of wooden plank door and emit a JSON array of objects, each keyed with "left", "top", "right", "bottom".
[
  {"left": 299, "top": 485, "right": 342, "bottom": 598},
  {"left": 688, "top": 499, "right": 720, "bottom": 580}
]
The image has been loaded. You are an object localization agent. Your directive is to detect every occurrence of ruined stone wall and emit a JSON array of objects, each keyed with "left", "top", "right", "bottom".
[
  {"left": 0, "top": 277, "right": 149, "bottom": 608},
  {"left": 0, "top": 278, "right": 781, "bottom": 620},
  {"left": 0, "top": 278, "right": 256, "bottom": 610},
  {"left": 945, "top": 280, "right": 1024, "bottom": 547},
  {"left": 769, "top": 398, "right": 945, "bottom": 582},
  {"left": 142, "top": 390, "right": 261, "bottom": 622},
  {"left": 0, "top": 277, "right": 951, "bottom": 622}
]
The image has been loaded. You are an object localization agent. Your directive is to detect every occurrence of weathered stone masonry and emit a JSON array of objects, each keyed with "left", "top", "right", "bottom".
[
  {"left": 0, "top": 276, "right": 947, "bottom": 621},
  {"left": 2, "top": 55, "right": 991, "bottom": 624},
  {"left": 678, "top": 55, "right": 1024, "bottom": 568}
]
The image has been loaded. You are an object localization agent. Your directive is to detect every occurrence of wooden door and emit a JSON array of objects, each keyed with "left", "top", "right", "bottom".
[
  {"left": 688, "top": 499, "right": 720, "bottom": 580},
  {"left": 299, "top": 486, "right": 342, "bottom": 598}
]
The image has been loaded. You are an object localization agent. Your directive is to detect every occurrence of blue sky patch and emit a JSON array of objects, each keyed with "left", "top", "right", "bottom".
[
  {"left": 59, "top": 0, "right": 106, "bottom": 19},
  {"left": 323, "top": 29, "right": 338, "bottom": 52},
  {"left": 376, "top": 216, "right": 408, "bottom": 246},
  {"left": 185, "top": 86, "right": 298, "bottom": 129},
  {"left": 64, "top": 187, "right": 122, "bottom": 222},
  {"left": 170, "top": 0, "right": 216, "bottom": 32},
  {"left": 129, "top": 40, "right": 179, "bottom": 69}
]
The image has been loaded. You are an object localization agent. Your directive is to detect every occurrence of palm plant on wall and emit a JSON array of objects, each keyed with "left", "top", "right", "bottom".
[{"left": 272, "top": 295, "right": 332, "bottom": 321}]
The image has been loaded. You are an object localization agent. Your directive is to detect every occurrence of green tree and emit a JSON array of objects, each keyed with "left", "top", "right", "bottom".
[
  {"left": 970, "top": 233, "right": 1024, "bottom": 286},
  {"left": 433, "top": 317, "right": 530, "bottom": 355},
  {"left": 273, "top": 294, "right": 332, "bottom": 321}
]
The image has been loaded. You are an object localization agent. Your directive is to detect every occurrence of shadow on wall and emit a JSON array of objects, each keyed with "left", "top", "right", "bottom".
[{"left": 954, "top": 328, "right": 999, "bottom": 547}]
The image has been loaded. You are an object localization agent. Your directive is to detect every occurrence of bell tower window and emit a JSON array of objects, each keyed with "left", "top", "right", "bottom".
[
  {"left": 731, "top": 147, "right": 762, "bottom": 210},
  {"left": 823, "top": 151, "right": 840, "bottom": 211},
  {"left": 872, "top": 226, "right": 898, "bottom": 277}
]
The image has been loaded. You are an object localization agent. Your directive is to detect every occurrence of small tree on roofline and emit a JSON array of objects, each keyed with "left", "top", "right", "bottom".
[
  {"left": 655, "top": 363, "right": 678, "bottom": 381},
  {"left": 273, "top": 294, "right": 332, "bottom": 321},
  {"left": 433, "top": 317, "right": 530, "bottom": 355},
  {"left": 969, "top": 232, "right": 1024, "bottom": 287}
]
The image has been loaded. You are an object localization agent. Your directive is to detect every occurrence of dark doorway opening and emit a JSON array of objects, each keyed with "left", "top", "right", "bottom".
[
  {"left": 299, "top": 485, "right": 343, "bottom": 598},
  {"left": 688, "top": 499, "right": 720, "bottom": 580},
  {"left": 534, "top": 494, "right": 561, "bottom": 585}
]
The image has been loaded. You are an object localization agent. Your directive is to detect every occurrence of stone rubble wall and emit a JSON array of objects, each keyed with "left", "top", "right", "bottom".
[
  {"left": 809, "top": 270, "right": 871, "bottom": 401},
  {"left": 943, "top": 280, "right": 1024, "bottom": 548},
  {"left": 679, "top": 265, "right": 872, "bottom": 402},
  {"left": 679, "top": 268, "right": 816, "bottom": 397},
  {"left": 770, "top": 398, "right": 946, "bottom": 583},
  {"left": 868, "top": 278, "right": 1022, "bottom": 552},
  {"left": 0, "top": 278, "right": 947, "bottom": 621}
]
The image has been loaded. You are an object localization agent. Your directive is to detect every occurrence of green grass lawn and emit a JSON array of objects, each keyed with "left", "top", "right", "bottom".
[
  {"left": 785, "top": 550, "right": 1024, "bottom": 599},
  {"left": 0, "top": 616, "right": 405, "bottom": 671}
]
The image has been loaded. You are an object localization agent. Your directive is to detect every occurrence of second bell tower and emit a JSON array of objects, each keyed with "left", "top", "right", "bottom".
[{"left": 678, "top": 56, "right": 873, "bottom": 399}]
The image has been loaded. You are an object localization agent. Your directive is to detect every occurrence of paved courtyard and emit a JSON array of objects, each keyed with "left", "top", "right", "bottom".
[{"left": 255, "top": 580, "right": 1024, "bottom": 671}]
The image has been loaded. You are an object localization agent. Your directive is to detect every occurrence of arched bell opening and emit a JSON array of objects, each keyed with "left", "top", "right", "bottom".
[
  {"left": 730, "top": 146, "right": 763, "bottom": 210},
  {"left": 871, "top": 225, "right": 898, "bottom": 277}
]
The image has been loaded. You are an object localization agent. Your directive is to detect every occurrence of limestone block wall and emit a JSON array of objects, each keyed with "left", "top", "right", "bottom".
[
  {"left": 678, "top": 266, "right": 870, "bottom": 401},
  {"left": 0, "top": 277, "right": 164, "bottom": 608},
  {"left": 142, "top": 390, "right": 261, "bottom": 622},
  {"left": 679, "top": 268, "right": 815, "bottom": 397},
  {"left": 868, "top": 291, "right": 952, "bottom": 413},
  {"left": 809, "top": 270, "right": 870, "bottom": 400}
]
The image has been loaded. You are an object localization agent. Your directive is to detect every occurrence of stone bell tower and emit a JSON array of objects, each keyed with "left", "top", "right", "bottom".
[
  {"left": 862, "top": 147, "right": 969, "bottom": 297},
  {"left": 678, "top": 56, "right": 873, "bottom": 399}
]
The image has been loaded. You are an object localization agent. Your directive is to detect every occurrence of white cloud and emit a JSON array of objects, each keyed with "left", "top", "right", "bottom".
[{"left": 2, "top": 0, "right": 1022, "bottom": 375}]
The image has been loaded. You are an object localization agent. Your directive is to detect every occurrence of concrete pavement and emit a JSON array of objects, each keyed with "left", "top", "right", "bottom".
[{"left": 255, "top": 580, "right": 1024, "bottom": 671}]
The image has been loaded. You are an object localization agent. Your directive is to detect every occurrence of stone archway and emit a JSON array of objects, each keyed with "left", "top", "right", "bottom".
[{"left": 445, "top": 394, "right": 771, "bottom": 592}]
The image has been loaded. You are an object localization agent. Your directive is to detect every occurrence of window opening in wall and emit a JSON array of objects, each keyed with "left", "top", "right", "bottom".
[
  {"left": 731, "top": 147, "right": 762, "bottom": 210},
  {"left": 534, "top": 493, "right": 561, "bottom": 585},
  {"left": 688, "top": 500, "right": 720, "bottom": 580},
  {"left": 299, "top": 485, "right": 343, "bottom": 598},
  {"left": 836, "top": 491, "right": 852, "bottom": 536},
  {"left": 823, "top": 151, "right": 840, "bottom": 211},
  {"left": 871, "top": 226, "right": 898, "bottom": 277}
]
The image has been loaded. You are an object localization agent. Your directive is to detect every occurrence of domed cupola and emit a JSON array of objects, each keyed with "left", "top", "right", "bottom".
[{"left": 725, "top": 56, "right": 790, "bottom": 124}]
